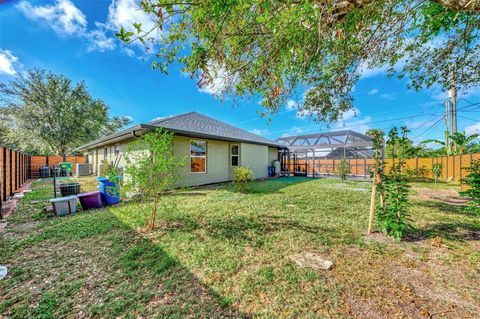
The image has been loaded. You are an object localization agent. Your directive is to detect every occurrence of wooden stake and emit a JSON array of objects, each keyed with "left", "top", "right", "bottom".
[{"left": 368, "top": 172, "right": 377, "bottom": 234}]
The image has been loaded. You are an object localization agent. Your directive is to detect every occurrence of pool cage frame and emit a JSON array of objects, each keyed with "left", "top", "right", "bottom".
[{"left": 277, "top": 130, "right": 378, "bottom": 179}]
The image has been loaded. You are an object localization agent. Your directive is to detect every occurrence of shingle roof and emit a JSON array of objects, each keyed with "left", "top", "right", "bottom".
[
  {"left": 75, "top": 112, "right": 281, "bottom": 151},
  {"left": 149, "top": 112, "right": 280, "bottom": 147}
]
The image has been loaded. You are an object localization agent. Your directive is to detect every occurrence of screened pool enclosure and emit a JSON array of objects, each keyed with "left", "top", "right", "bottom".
[{"left": 276, "top": 130, "right": 376, "bottom": 179}]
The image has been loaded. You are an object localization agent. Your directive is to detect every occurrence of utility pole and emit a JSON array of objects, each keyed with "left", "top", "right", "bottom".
[
  {"left": 449, "top": 72, "right": 457, "bottom": 152},
  {"left": 445, "top": 99, "right": 451, "bottom": 155}
]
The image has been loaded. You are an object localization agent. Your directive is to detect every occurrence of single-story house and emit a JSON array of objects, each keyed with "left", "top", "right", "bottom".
[{"left": 75, "top": 112, "right": 282, "bottom": 186}]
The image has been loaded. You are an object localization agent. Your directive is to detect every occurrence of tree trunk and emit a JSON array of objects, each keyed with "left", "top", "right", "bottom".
[{"left": 148, "top": 200, "right": 158, "bottom": 231}]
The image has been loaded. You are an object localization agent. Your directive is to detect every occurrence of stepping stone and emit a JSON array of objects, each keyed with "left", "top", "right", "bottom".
[{"left": 290, "top": 252, "right": 334, "bottom": 270}]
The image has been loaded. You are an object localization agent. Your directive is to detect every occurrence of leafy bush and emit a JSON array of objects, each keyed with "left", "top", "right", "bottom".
[
  {"left": 418, "top": 165, "right": 428, "bottom": 178},
  {"left": 336, "top": 157, "right": 351, "bottom": 180},
  {"left": 100, "top": 159, "right": 112, "bottom": 177},
  {"left": 233, "top": 166, "right": 255, "bottom": 192},
  {"left": 432, "top": 163, "right": 443, "bottom": 183},
  {"left": 105, "top": 165, "right": 121, "bottom": 197},
  {"left": 459, "top": 160, "right": 480, "bottom": 215}
]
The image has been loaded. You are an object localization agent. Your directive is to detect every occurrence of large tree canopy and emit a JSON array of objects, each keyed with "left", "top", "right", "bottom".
[
  {"left": 118, "top": 0, "right": 480, "bottom": 122},
  {"left": 0, "top": 69, "right": 131, "bottom": 155}
]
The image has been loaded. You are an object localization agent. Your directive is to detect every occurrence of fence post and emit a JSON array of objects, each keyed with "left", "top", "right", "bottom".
[
  {"left": 312, "top": 149, "right": 315, "bottom": 178},
  {"left": 445, "top": 156, "right": 448, "bottom": 180},
  {"left": 2, "top": 148, "right": 6, "bottom": 202},
  {"left": 362, "top": 158, "right": 366, "bottom": 178},
  {"left": 452, "top": 155, "right": 456, "bottom": 181},
  {"left": 53, "top": 166, "right": 57, "bottom": 198},
  {"left": 416, "top": 156, "right": 419, "bottom": 178},
  {"left": 459, "top": 154, "right": 462, "bottom": 181},
  {"left": 9, "top": 149, "right": 12, "bottom": 197}
]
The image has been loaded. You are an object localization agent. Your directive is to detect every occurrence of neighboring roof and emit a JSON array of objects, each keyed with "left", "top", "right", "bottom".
[
  {"left": 75, "top": 112, "right": 282, "bottom": 151},
  {"left": 276, "top": 130, "right": 373, "bottom": 150}
]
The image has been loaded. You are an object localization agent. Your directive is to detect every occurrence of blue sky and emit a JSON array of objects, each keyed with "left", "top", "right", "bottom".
[{"left": 1, "top": 0, "right": 480, "bottom": 144}]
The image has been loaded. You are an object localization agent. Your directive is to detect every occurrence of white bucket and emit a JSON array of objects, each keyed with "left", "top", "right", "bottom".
[{"left": 50, "top": 195, "right": 77, "bottom": 216}]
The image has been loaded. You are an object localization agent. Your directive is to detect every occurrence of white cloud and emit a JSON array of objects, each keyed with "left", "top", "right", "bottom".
[
  {"left": 465, "top": 122, "right": 480, "bottom": 136},
  {"left": 334, "top": 115, "right": 372, "bottom": 134},
  {"left": 368, "top": 88, "right": 378, "bottom": 95},
  {"left": 281, "top": 126, "right": 306, "bottom": 137},
  {"left": 360, "top": 65, "right": 388, "bottom": 79},
  {"left": 86, "top": 23, "right": 116, "bottom": 52},
  {"left": 15, "top": 0, "right": 154, "bottom": 55},
  {"left": 380, "top": 93, "right": 395, "bottom": 100},
  {"left": 0, "top": 49, "right": 19, "bottom": 76},
  {"left": 250, "top": 129, "right": 269, "bottom": 136},
  {"left": 286, "top": 99, "right": 297, "bottom": 110},
  {"left": 106, "top": 0, "right": 159, "bottom": 45},
  {"left": 198, "top": 62, "right": 236, "bottom": 96},
  {"left": 359, "top": 59, "right": 405, "bottom": 79},
  {"left": 16, "top": 0, "right": 87, "bottom": 36},
  {"left": 341, "top": 108, "right": 359, "bottom": 121}
]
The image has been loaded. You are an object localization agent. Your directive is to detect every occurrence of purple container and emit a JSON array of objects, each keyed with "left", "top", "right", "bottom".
[{"left": 77, "top": 191, "right": 103, "bottom": 210}]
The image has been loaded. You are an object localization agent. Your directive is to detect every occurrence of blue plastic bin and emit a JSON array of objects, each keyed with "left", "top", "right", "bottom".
[
  {"left": 268, "top": 166, "right": 275, "bottom": 177},
  {"left": 96, "top": 176, "right": 122, "bottom": 205}
]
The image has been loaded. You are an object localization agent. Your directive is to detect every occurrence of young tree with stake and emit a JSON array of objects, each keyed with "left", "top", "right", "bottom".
[
  {"left": 366, "top": 129, "right": 385, "bottom": 234},
  {"left": 123, "top": 129, "right": 185, "bottom": 230}
]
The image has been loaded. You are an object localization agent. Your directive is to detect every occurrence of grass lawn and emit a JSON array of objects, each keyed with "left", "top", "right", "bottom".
[{"left": 1, "top": 177, "right": 479, "bottom": 318}]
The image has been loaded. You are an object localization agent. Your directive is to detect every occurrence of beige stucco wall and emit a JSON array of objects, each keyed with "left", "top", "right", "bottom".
[
  {"left": 173, "top": 136, "right": 230, "bottom": 186},
  {"left": 268, "top": 147, "right": 279, "bottom": 164},
  {"left": 240, "top": 143, "right": 269, "bottom": 179},
  {"left": 85, "top": 135, "right": 277, "bottom": 186}
]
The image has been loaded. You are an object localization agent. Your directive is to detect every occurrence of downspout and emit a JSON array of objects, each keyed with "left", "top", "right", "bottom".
[{"left": 132, "top": 130, "right": 141, "bottom": 139}]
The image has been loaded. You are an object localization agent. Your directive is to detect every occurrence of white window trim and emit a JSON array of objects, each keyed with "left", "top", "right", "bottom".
[
  {"left": 230, "top": 144, "right": 239, "bottom": 167},
  {"left": 190, "top": 140, "right": 207, "bottom": 174}
]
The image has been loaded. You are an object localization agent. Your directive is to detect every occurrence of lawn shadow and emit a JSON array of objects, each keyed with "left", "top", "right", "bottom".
[
  {"left": 228, "top": 177, "right": 313, "bottom": 194},
  {"left": 404, "top": 221, "right": 480, "bottom": 242},
  {"left": 156, "top": 215, "right": 338, "bottom": 245},
  {"left": 1, "top": 205, "right": 250, "bottom": 318},
  {"left": 413, "top": 200, "right": 475, "bottom": 216}
]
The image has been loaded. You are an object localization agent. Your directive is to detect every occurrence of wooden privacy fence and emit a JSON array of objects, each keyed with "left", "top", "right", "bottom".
[
  {"left": 0, "top": 148, "right": 88, "bottom": 202},
  {"left": 0, "top": 147, "right": 30, "bottom": 202},
  {"left": 29, "top": 155, "right": 87, "bottom": 178},
  {"left": 283, "top": 153, "right": 480, "bottom": 182}
]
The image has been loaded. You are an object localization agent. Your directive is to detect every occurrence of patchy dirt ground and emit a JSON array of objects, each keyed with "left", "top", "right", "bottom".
[{"left": 411, "top": 185, "right": 469, "bottom": 206}]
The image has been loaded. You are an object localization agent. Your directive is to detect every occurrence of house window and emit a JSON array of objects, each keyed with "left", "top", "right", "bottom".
[
  {"left": 231, "top": 144, "right": 239, "bottom": 167},
  {"left": 115, "top": 145, "right": 121, "bottom": 156},
  {"left": 103, "top": 147, "right": 108, "bottom": 160},
  {"left": 190, "top": 140, "right": 207, "bottom": 173}
]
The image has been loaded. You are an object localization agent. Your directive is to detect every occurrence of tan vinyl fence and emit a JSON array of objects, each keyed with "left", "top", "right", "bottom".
[{"left": 283, "top": 153, "right": 480, "bottom": 182}]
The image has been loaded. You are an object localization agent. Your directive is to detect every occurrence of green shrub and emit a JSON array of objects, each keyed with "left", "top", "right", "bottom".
[
  {"left": 377, "top": 175, "right": 411, "bottom": 239},
  {"left": 432, "top": 163, "right": 443, "bottom": 183},
  {"left": 460, "top": 160, "right": 480, "bottom": 215},
  {"left": 233, "top": 166, "right": 255, "bottom": 192},
  {"left": 336, "top": 157, "right": 351, "bottom": 180}
]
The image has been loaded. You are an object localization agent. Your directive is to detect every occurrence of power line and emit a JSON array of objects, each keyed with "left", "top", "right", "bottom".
[
  {"left": 268, "top": 111, "right": 439, "bottom": 136},
  {"left": 413, "top": 114, "right": 446, "bottom": 139}
]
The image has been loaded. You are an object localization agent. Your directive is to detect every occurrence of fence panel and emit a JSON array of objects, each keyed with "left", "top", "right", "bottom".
[{"left": 281, "top": 153, "right": 480, "bottom": 182}]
